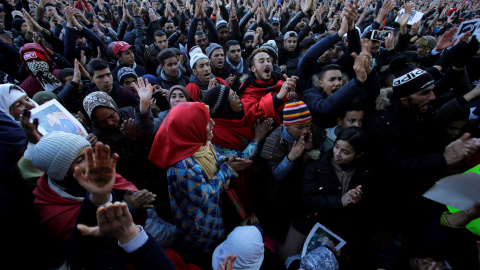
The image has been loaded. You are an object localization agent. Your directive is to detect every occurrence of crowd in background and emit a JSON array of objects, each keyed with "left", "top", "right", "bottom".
[{"left": 2, "top": 0, "right": 480, "bottom": 269}]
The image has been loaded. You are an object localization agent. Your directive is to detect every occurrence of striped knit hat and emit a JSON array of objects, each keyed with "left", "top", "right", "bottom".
[{"left": 283, "top": 100, "right": 312, "bottom": 126}]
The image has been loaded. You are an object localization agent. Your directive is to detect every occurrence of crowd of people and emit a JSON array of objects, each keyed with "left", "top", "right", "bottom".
[{"left": 2, "top": 0, "right": 480, "bottom": 269}]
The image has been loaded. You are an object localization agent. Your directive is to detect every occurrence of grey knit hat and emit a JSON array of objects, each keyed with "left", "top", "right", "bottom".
[
  {"left": 32, "top": 131, "right": 91, "bottom": 181},
  {"left": 261, "top": 40, "right": 278, "bottom": 61},
  {"left": 206, "top": 43, "right": 224, "bottom": 59},
  {"left": 83, "top": 91, "right": 119, "bottom": 120},
  {"left": 117, "top": 66, "right": 137, "bottom": 85},
  {"left": 216, "top": 18, "right": 229, "bottom": 31}
]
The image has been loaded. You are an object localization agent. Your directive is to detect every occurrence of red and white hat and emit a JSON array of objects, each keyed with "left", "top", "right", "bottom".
[
  {"left": 112, "top": 41, "right": 134, "bottom": 56},
  {"left": 23, "top": 50, "right": 48, "bottom": 62}
]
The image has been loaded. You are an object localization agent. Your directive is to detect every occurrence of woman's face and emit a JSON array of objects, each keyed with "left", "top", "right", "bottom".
[
  {"left": 228, "top": 89, "right": 242, "bottom": 113},
  {"left": 333, "top": 139, "right": 360, "bottom": 165},
  {"left": 9, "top": 95, "right": 35, "bottom": 121},
  {"left": 67, "top": 146, "right": 89, "bottom": 177},
  {"left": 169, "top": 89, "right": 187, "bottom": 108},
  {"left": 206, "top": 118, "right": 215, "bottom": 141},
  {"left": 92, "top": 107, "right": 120, "bottom": 129}
]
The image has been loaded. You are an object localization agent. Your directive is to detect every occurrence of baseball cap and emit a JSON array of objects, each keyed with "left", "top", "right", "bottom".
[
  {"left": 284, "top": 31, "right": 298, "bottom": 40},
  {"left": 271, "top": 16, "right": 280, "bottom": 24},
  {"left": 112, "top": 41, "right": 135, "bottom": 56}
]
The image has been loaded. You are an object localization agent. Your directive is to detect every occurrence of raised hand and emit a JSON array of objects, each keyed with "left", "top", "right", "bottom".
[
  {"left": 253, "top": 118, "right": 274, "bottom": 142},
  {"left": 132, "top": 77, "right": 153, "bottom": 113},
  {"left": 278, "top": 74, "right": 298, "bottom": 100},
  {"left": 73, "top": 142, "right": 119, "bottom": 205},
  {"left": 124, "top": 188, "right": 156, "bottom": 209},
  {"left": 121, "top": 118, "right": 139, "bottom": 141},
  {"left": 224, "top": 74, "right": 237, "bottom": 86},
  {"left": 288, "top": 136, "right": 306, "bottom": 162},
  {"left": 77, "top": 201, "right": 141, "bottom": 244},
  {"left": 208, "top": 78, "right": 219, "bottom": 89}
]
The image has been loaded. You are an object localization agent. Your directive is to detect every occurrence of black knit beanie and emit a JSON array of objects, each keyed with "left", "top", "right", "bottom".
[{"left": 392, "top": 66, "right": 435, "bottom": 97}]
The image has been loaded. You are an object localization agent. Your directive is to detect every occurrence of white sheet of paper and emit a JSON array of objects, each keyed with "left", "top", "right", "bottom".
[
  {"left": 453, "top": 19, "right": 480, "bottom": 39},
  {"left": 423, "top": 172, "right": 480, "bottom": 210},
  {"left": 395, "top": 9, "right": 424, "bottom": 25}
]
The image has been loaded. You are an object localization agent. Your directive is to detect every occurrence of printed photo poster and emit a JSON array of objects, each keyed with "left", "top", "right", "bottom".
[
  {"left": 395, "top": 9, "right": 424, "bottom": 25},
  {"left": 30, "top": 99, "right": 87, "bottom": 137},
  {"left": 301, "top": 222, "right": 347, "bottom": 257},
  {"left": 454, "top": 19, "right": 480, "bottom": 40}
]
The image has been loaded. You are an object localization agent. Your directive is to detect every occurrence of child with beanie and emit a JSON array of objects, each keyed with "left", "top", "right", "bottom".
[
  {"left": 31, "top": 132, "right": 176, "bottom": 262},
  {"left": 258, "top": 100, "right": 325, "bottom": 257}
]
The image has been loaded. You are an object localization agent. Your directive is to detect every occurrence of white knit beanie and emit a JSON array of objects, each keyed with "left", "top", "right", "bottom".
[
  {"left": 189, "top": 45, "right": 209, "bottom": 69},
  {"left": 32, "top": 131, "right": 91, "bottom": 181},
  {"left": 212, "top": 226, "right": 264, "bottom": 270}
]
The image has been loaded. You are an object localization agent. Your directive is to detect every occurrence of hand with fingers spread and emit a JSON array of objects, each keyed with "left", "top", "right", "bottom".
[
  {"left": 253, "top": 118, "right": 274, "bottom": 142},
  {"left": 73, "top": 142, "right": 119, "bottom": 205},
  {"left": 444, "top": 133, "right": 480, "bottom": 165},
  {"left": 435, "top": 27, "right": 458, "bottom": 52},
  {"left": 226, "top": 156, "right": 253, "bottom": 172},
  {"left": 133, "top": 77, "right": 153, "bottom": 113},
  {"left": 121, "top": 118, "right": 139, "bottom": 141},
  {"left": 124, "top": 188, "right": 157, "bottom": 209}
]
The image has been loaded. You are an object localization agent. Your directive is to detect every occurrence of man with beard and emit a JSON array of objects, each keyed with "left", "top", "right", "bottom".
[
  {"left": 205, "top": 43, "right": 239, "bottom": 91},
  {"left": 368, "top": 60, "right": 480, "bottom": 248},
  {"left": 278, "top": 31, "right": 300, "bottom": 66},
  {"left": 185, "top": 46, "right": 228, "bottom": 101},
  {"left": 238, "top": 48, "right": 298, "bottom": 128},
  {"left": 156, "top": 48, "right": 189, "bottom": 89},
  {"left": 225, "top": 40, "right": 249, "bottom": 75}
]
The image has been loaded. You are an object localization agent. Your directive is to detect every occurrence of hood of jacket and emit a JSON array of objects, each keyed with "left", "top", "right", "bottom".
[{"left": 20, "top": 43, "right": 55, "bottom": 77}]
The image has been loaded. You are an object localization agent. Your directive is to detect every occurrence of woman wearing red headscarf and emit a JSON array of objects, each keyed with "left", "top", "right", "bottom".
[{"left": 148, "top": 102, "right": 250, "bottom": 264}]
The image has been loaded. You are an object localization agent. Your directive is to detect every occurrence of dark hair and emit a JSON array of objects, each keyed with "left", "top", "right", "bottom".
[
  {"left": 87, "top": 58, "right": 109, "bottom": 77},
  {"left": 58, "top": 68, "right": 74, "bottom": 84},
  {"left": 225, "top": 40, "right": 241, "bottom": 51},
  {"left": 335, "top": 126, "right": 368, "bottom": 154},
  {"left": 44, "top": 3, "right": 56, "bottom": 9},
  {"left": 157, "top": 48, "right": 177, "bottom": 66},
  {"left": 318, "top": 64, "right": 342, "bottom": 80},
  {"left": 195, "top": 30, "right": 206, "bottom": 36},
  {"left": 248, "top": 48, "right": 270, "bottom": 68},
  {"left": 337, "top": 99, "right": 364, "bottom": 120},
  {"left": 0, "top": 30, "right": 12, "bottom": 40},
  {"left": 154, "top": 30, "right": 166, "bottom": 38},
  {"left": 299, "top": 37, "right": 316, "bottom": 52}
]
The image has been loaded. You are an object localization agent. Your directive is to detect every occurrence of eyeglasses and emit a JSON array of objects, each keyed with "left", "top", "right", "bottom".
[{"left": 228, "top": 92, "right": 238, "bottom": 101}]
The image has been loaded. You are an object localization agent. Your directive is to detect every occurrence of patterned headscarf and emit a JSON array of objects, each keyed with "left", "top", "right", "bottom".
[
  {"left": 26, "top": 61, "right": 62, "bottom": 92},
  {"left": 82, "top": 91, "right": 119, "bottom": 120}
]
